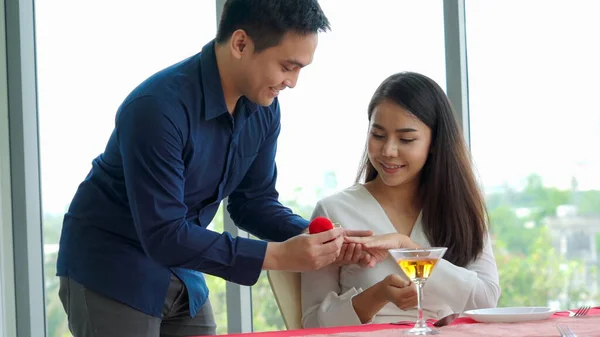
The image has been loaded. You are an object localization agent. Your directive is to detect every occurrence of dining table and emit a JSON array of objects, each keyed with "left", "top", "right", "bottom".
[{"left": 209, "top": 307, "right": 600, "bottom": 337}]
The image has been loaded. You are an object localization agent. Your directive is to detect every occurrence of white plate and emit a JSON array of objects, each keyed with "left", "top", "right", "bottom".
[{"left": 464, "top": 307, "right": 556, "bottom": 323}]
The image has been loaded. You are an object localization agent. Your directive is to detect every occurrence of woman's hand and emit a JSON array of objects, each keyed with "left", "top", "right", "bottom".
[
  {"left": 334, "top": 242, "right": 364, "bottom": 265},
  {"left": 344, "top": 233, "right": 419, "bottom": 265},
  {"left": 334, "top": 229, "right": 374, "bottom": 266},
  {"left": 345, "top": 232, "right": 418, "bottom": 249},
  {"left": 351, "top": 273, "right": 417, "bottom": 323},
  {"left": 376, "top": 274, "right": 418, "bottom": 310}
]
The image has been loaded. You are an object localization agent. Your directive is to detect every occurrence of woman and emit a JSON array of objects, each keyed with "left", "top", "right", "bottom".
[{"left": 300, "top": 72, "right": 500, "bottom": 328}]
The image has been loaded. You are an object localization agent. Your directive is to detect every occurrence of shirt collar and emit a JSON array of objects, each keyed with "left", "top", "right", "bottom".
[
  {"left": 200, "top": 39, "right": 229, "bottom": 120},
  {"left": 200, "top": 40, "right": 260, "bottom": 120}
]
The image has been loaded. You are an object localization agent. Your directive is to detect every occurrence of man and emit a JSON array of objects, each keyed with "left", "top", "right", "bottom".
[{"left": 56, "top": 1, "right": 373, "bottom": 336}]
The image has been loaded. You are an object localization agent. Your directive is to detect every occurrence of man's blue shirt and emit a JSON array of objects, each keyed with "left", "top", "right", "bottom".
[{"left": 56, "top": 40, "right": 308, "bottom": 317}]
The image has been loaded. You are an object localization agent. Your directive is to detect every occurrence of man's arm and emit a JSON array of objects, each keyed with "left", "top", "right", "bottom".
[
  {"left": 227, "top": 100, "right": 307, "bottom": 242},
  {"left": 117, "top": 96, "right": 266, "bottom": 286}
]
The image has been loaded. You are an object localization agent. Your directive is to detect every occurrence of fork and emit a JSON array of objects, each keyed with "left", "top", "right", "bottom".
[
  {"left": 556, "top": 323, "right": 578, "bottom": 337},
  {"left": 566, "top": 306, "right": 591, "bottom": 317}
]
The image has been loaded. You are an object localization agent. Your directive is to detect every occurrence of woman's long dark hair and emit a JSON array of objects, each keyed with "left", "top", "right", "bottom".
[{"left": 356, "top": 72, "right": 488, "bottom": 267}]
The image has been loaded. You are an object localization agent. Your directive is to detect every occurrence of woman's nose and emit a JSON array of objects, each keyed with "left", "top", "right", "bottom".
[{"left": 382, "top": 141, "right": 398, "bottom": 157}]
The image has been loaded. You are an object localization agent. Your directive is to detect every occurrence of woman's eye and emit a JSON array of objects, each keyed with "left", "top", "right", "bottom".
[
  {"left": 400, "top": 139, "right": 416, "bottom": 143},
  {"left": 370, "top": 132, "right": 385, "bottom": 139}
]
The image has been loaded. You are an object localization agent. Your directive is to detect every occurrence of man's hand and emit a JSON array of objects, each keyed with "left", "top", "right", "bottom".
[{"left": 262, "top": 228, "right": 345, "bottom": 271}]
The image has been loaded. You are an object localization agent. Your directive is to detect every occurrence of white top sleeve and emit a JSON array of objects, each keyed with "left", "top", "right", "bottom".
[
  {"left": 300, "top": 201, "right": 366, "bottom": 328},
  {"left": 423, "top": 234, "right": 501, "bottom": 313},
  {"left": 299, "top": 185, "right": 501, "bottom": 327}
]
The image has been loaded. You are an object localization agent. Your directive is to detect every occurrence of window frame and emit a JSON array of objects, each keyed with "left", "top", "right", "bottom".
[{"left": 0, "top": 0, "right": 469, "bottom": 335}]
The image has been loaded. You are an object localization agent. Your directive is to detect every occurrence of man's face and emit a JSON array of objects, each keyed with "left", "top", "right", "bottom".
[{"left": 238, "top": 32, "right": 318, "bottom": 106}]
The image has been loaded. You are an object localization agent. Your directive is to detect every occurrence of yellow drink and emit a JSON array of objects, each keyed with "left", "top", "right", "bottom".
[
  {"left": 398, "top": 258, "right": 439, "bottom": 280},
  {"left": 390, "top": 248, "right": 447, "bottom": 335}
]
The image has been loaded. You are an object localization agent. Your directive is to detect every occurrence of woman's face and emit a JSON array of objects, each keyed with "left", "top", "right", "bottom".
[{"left": 367, "top": 100, "right": 432, "bottom": 188}]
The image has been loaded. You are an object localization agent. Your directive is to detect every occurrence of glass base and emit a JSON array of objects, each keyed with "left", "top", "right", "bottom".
[{"left": 403, "top": 326, "right": 440, "bottom": 335}]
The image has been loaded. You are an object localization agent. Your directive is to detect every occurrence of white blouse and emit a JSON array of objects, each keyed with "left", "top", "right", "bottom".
[{"left": 300, "top": 184, "right": 500, "bottom": 328}]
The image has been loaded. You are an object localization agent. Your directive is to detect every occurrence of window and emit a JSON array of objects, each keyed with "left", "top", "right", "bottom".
[
  {"left": 466, "top": 0, "right": 600, "bottom": 308},
  {"left": 30, "top": 1, "right": 600, "bottom": 335},
  {"left": 252, "top": 0, "right": 447, "bottom": 331},
  {"left": 35, "top": 1, "right": 218, "bottom": 336}
]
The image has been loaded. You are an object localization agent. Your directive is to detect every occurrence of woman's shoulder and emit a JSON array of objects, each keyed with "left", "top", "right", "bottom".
[
  {"left": 314, "top": 184, "right": 374, "bottom": 220},
  {"left": 317, "top": 184, "right": 369, "bottom": 208},
  {"left": 313, "top": 184, "right": 374, "bottom": 229}
]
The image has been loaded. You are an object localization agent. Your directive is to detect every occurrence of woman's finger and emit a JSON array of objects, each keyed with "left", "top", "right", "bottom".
[
  {"left": 352, "top": 243, "right": 363, "bottom": 262},
  {"left": 344, "top": 236, "right": 370, "bottom": 244},
  {"left": 337, "top": 244, "right": 348, "bottom": 262},
  {"left": 344, "top": 243, "right": 355, "bottom": 261},
  {"left": 344, "top": 229, "right": 374, "bottom": 237}
]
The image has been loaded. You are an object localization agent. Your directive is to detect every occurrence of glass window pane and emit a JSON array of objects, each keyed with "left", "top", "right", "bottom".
[
  {"left": 35, "top": 1, "right": 218, "bottom": 336},
  {"left": 466, "top": 0, "right": 600, "bottom": 308},
  {"left": 205, "top": 206, "right": 228, "bottom": 335},
  {"left": 251, "top": 0, "right": 446, "bottom": 331}
]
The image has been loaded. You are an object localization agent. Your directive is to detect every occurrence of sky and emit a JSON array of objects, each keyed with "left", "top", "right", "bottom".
[{"left": 35, "top": 0, "right": 600, "bottom": 214}]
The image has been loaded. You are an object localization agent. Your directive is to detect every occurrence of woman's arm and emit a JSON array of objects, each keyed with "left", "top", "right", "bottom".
[
  {"left": 346, "top": 232, "right": 500, "bottom": 312},
  {"left": 351, "top": 274, "right": 417, "bottom": 323},
  {"left": 302, "top": 204, "right": 419, "bottom": 327},
  {"left": 423, "top": 234, "right": 500, "bottom": 311},
  {"left": 301, "top": 202, "right": 365, "bottom": 328},
  {"left": 302, "top": 266, "right": 418, "bottom": 327}
]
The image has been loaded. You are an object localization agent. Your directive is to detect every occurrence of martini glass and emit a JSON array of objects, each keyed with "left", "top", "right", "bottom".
[{"left": 389, "top": 247, "right": 447, "bottom": 335}]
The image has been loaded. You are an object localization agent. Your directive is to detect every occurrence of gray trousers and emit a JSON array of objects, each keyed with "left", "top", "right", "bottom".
[{"left": 59, "top": 275, "right": 217, "bottom": 337}]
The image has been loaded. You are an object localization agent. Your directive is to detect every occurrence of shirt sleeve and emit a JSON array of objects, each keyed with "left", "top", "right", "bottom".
[
  {"left": 227, "top": 99, "right": 308, "bottom": 242},
  {"left": 423, "top": 234, "right": 501, "bottom": 313},
  {"left": 300, "top": 201, "right": 366, "bottom": 328},
  {"left": 117, "top": 95, "right": 266, "bottom": 286}
]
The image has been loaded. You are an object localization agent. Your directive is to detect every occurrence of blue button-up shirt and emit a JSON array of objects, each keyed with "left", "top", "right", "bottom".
[{"left": 56, "top": 40, "right": 308, "bottom": 318}]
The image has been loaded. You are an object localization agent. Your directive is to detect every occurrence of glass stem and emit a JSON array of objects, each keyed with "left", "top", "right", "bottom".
[{"left": 414, "top": 280, "right": 427, "bottom": 329}]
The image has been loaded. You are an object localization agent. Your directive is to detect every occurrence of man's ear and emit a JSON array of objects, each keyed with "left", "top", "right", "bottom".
[{"left": 230, "top": 29, "right": 253, "bottom": 60}]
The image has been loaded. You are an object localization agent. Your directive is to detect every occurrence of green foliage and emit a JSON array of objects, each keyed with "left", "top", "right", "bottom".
[
  {"left": 493, "top": 228, "right": 587, "bottom": 308},
  {"left": 42, "top": 215, "right": 71, "bottom": 337},
  {"left": 488, "top": 174, "right": 598, "bottom": 309},
  {"left": 577, "top": 190, "right": 600, "bottom": 215},
  {"left": 250, "top": 189, "right": 312, "bottom": 332},
  {"left": 489, "top": 204, "right": 537, "bottom": 255}
]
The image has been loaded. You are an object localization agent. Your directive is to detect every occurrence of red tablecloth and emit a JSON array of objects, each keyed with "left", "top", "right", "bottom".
[{"left": 213, "top": 307, "right": 600, "bottom": 337}]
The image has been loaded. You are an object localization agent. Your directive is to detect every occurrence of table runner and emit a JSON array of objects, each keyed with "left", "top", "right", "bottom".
[
  {"left": 216, "top": 308, "right": 600, "bottom": 337},
  {"left": 308, "top": 315, "right": 600, "bottom": 337}
]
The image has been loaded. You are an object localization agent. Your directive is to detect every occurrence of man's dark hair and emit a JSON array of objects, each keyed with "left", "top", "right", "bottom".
[{"left": 216, "top": 0, "right": 330, "bottom": 52}]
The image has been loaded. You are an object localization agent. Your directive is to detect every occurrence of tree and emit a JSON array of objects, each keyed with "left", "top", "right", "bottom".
[
  {"left": 489, "top": 204, "right": 540, "bottom": 255},
  {"left": 486, "top": 174, "right": 598, "bottom": 309},
  {"left": 251, "top": 191, "right": 313, "bottom": 332},
  {"left": 42, "top": 214, "right": 71, "bottom": 337},
  {"left": 518, "top": 174, "right": 571, "bottom": 221},
  {"left": 576, "top": 190, "right": 600, "bottom": 215},
  {"left": 494, "top": 228, "right": 587, "bottom": 308}
]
